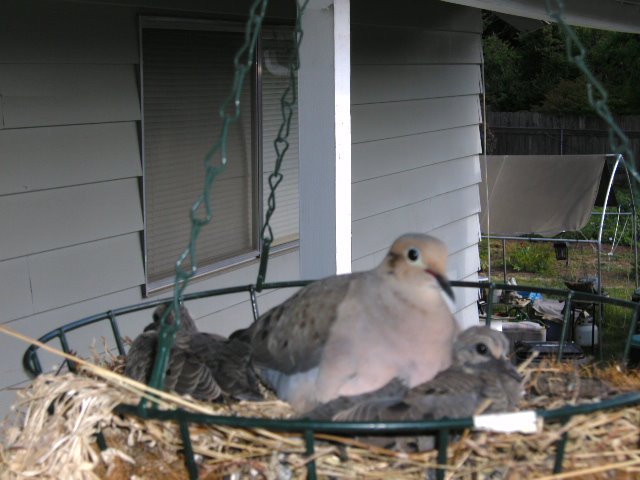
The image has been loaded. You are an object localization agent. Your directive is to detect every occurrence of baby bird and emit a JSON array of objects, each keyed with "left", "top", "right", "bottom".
[
  {"left": 125, "top": 304, "right": 263, "bottom": 401},
  {"left": 124, "top": 304, "right": 222, "bottom": 401},
  {"left": 303, "top": 327, "right": 523, "bottom": 452},
  {"left": 232, "top": 233, "right": 459, "bottom": 413}
]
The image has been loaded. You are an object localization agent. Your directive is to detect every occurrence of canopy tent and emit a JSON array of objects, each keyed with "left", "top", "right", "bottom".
[
  {"left": 478, "top": 154, "right": 638, "bottom": 291},
  {"left": 479, "top": 155, "right": 606, "bottom": 236}
]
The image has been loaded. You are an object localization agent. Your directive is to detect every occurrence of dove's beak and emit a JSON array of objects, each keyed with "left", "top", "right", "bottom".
[{"left": 427, "top": 269, "right": 455, "bottom": 302}]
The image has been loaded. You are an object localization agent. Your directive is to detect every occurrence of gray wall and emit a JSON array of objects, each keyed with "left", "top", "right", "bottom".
[
  {"left": 0, "top": 0, "right": 485, "bottom": 416},
  {"left": 349, "top": 0, "right": 484, "bottom": 327},
  {"left": 0, "top": 0, "right": 298, "bottom": 415}
]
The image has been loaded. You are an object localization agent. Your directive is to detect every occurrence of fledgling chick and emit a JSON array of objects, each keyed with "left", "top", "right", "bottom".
[
  {"left": 188, "top": 333, "right": 264, "bottom": 401},
  {"left": 124, "top": 303, "right": 222, "bottom": 401},
  {"left": 231, "top": 233, "right": 459, "bottom": 413},
  {"left": 125, "top": 303, "right": 263, "bottom": 401},
  {"left": 303, "top": 327, "right": 523, "bottom": 452}
]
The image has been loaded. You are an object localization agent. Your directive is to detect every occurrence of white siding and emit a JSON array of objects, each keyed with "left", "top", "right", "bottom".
[
  {"left": 0, "top": 0, "right": 486, "bottom": 418},
  {"left": 351, "top": 0, "right": 483, "bottom": 327},
  {"left": 0, "top": 0, "right": 299, "bottom": 417}
]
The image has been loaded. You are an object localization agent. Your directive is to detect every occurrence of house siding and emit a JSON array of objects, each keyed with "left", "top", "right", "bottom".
[
  {"left": 350, "top": 0, "right": 483, "bottom": 328},
  {"left": 0, "top": 0, "right": 298, "bottom": 415},
  {"left": 0, "top": 0, "right": 485, "bottom": 417}
]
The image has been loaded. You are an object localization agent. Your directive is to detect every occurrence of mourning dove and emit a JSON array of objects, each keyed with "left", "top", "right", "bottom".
[
  {"left": 125, "top": 304, "right": 263, "bottom": 401},
  {"left": 124, "top": 304, "right": 222, "bottom": 401},
  {"left": 303, "top": 327, "right": 523, "bottom": 451},
  {"left": 232, "top": 233, "right": 459, "bottom": 412}
]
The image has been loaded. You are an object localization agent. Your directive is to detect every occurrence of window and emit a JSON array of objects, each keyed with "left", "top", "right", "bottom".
[{"left": 140, "top": 18, "right": 299, "bottom": 291}]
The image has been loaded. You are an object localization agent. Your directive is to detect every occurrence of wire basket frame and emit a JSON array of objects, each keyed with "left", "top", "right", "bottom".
[{"left": 22, "top": 281, "right": 640, "bottom": 480}]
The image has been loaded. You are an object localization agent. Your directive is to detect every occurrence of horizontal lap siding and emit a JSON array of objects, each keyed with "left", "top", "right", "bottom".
[
  {"left": 351, "top": 0, "right": 483, "bottom": 322},
  {"left": 352, "top": 125, "right": 481, "bottom": 183},
  {"left": 0, "top": 64, "right": 140, "bottom": 128},
  {"left": 1, "top": 179, "right": 143, "bottom": 262},
  {"left": 0, "top": 0, "right": 145, "bottom": 336},
  {"left": 352, "top": 185, "right": 481, "bottom": 259},
  {"left": 0, "top": 249, "right": 298, "bottom": 394},
  {"left": 0, "top": 0, "right": 299, "bottom": 416},
  {"left": 353, "top": 155, "right": 481, "bottom": 220},
  {"left": 0, "top": 123, "right": 141, "bottom": 195},
  {"left": 352, "top": 96, "right": 481, "bottom": 144}
]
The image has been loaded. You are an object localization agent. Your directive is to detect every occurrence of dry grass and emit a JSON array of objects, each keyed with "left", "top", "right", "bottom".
[{"left": 1, "top": 332, "right": 639, "bottom": 480}]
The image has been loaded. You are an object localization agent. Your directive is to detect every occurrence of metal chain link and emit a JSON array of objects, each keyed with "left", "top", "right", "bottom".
[
  {"left": 257, "top": 0, "right": 309, "bottom": 291},
  {"left": 148, "top": 0, "right": 271, "bottom": 392},
  {"left": 546, "top": 0, "right": 639, "bottom": 188}
]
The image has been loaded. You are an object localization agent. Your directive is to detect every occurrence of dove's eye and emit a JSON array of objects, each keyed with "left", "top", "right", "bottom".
[
  {"left": 407, "top": 248, "right": 420, "bottom": 262},
  {"left": 476, "top": 343, "right": 488, "bottom": 355}
]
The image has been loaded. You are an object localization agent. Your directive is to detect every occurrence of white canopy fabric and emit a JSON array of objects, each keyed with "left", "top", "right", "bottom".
[
  {"left": 441, "top": 0, "right": 640, "bottom": 34},
  {"left": 479, "top": 155, "right": 606, "bottom": 236}
]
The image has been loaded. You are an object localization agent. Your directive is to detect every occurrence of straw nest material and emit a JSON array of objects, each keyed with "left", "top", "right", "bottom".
[{"left": 1, "top": 345, "right": 640, "bottom": 479}]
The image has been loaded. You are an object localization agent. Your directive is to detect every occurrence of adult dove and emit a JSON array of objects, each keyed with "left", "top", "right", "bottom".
[
  {"left": 232, "top": 233, "right": 459, "bottom": 412},
  {"left": 303, "top": 326, "right": 523, "bottom": 451},
  {"left": 125, "top": 304, "right": 263, "bottom": 401}
]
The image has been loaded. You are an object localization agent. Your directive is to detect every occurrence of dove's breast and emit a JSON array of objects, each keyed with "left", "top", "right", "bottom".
[{"left": 314, "top": 276, "right": 458, "bottom": 403}]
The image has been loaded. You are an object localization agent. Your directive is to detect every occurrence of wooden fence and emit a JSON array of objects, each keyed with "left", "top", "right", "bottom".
[{"left": 485, "top": 112, "right": 640, "bottom": 160}]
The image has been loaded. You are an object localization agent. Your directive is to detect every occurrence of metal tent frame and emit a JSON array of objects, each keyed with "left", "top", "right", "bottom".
[{"left": 483, "top": 153, "right": 639, "bottom": 294}]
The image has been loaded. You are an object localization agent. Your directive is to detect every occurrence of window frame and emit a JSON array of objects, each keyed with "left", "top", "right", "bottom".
[{"left": 139, "top": 16, "right": 298, "bottom": 295}]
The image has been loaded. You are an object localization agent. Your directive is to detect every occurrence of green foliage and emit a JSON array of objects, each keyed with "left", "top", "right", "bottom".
[
  {"left": 570, "top": 188, "right": 639, "bottom": 247},
  {"left": 483, "top": 35, "right": 522, "bottom": 111},
  {"left": 537, "top": 78, "right": 591, "bottom": 114},
  {"left": 478, "top": 238, "right": 490, "bottom": 272},
  {"left": 506, "top": 242, "right": 556, "bottom": 275},
  {"left": 482, "top": 18, "right": 640, "bottom": 114}
]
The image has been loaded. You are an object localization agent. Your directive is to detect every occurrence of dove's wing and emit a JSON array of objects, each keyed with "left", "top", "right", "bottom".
[
  {"left": 170, "top": 351, "right": 222, "bottom": 401},
  {"left": 125, "top": 330, "right": 222, "bottom": 401},
  {"left": 246, "top": 273, "right": 357, "bottom": 374},
  {"left": 334, "top": 370, "right": 486, "bottom": 423},
  {"left": 190, "top": 333, "right": 263, "bottom": 400},
  {"left": 303, "top": 377, "right": 408, "bottom": 420},
  {"left": 484, "top": 359, "right": 524, "bottom": 412},
  {"left": 124, "top": 332, "right": 157, "bottom": 383}
]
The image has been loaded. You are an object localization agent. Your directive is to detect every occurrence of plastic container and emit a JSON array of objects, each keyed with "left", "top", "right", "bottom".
[{"left": 574, "top": 320, "right": 599, "bottom": 346}]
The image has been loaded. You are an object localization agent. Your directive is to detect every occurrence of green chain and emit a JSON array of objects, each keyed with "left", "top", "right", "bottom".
[
  {"left": 257, "top": 0, "right": 309, "bottom": 291},
  {"left": 545, "top": 0, "right": 639, "bottom": 190},
  {"left": 148, "top": 0, "right": 271, "bottom": 393}
]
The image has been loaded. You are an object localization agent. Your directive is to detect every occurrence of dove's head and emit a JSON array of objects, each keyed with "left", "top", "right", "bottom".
[
  {"left": 144, "top": 303, "right": 198, "bottom": 333},
  {"left": 453, "top": 326, "right": 511, "bottom": 366},
  {"left": 381, "top": 233, "right": 455, "bottom": 303}
]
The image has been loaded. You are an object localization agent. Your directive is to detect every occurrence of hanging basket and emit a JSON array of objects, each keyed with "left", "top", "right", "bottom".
[{"left": 12, "top": 281, "right": 640, "bottom": 479}]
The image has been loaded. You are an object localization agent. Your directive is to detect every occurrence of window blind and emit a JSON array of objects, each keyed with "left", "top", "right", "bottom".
[
  {"left": 143, "top": 28, "right": 256, "bottom": 285},
  {"left": 261, "top": 29, "right": 300, "bottom": 246}
]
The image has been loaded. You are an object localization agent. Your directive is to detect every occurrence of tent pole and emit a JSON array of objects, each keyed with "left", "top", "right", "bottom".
[
  {"left": 502, "top": 239, "right": 507, "bottom": 284},
  {"left": 617, "top": 153, "right": 640, "bottom": 289}
]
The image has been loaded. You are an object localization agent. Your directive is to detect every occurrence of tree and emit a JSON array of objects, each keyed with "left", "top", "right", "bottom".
[{"left": 483, "top": 14, "right": 640, "bottom": 114}]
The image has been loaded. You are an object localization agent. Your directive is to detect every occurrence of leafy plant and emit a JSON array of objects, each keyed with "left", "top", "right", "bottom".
[
  {"left": 506, "top": 242, "right": 556, "bottom": 275},
  {"left": 571, "top": 188, "right": 639, "bottom": 247}
]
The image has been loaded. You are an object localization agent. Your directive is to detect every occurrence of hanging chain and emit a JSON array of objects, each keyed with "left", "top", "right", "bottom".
[
  {"left": 256, "top": 0, "right": 309, "bottom": 291},
  {"left": 147, "top": 0, "right": 271, "bottom": 393},
  {"left": 545, "top": 0, "right": 638, "bottom": 189}
]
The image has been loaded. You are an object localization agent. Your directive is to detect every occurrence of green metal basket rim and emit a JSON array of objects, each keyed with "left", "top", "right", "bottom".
[
  {"left": 22, "top": 280, "right": 640, "bottom": 372},
  {"left": 114, "top": 390, "right": 640, "bottom": 434},
  {"left": 21, "top": 280, "right": 640, "bottom": 433}
]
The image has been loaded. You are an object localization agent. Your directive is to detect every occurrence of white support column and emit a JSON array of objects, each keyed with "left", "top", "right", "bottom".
[{"left": 298, "top": 0, "right": 351, "bottom": 279}]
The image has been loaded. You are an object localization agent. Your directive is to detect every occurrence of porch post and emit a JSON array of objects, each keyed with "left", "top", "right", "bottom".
[{"left": 298, "top": 0, "right": 351, "bottom": 279}]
